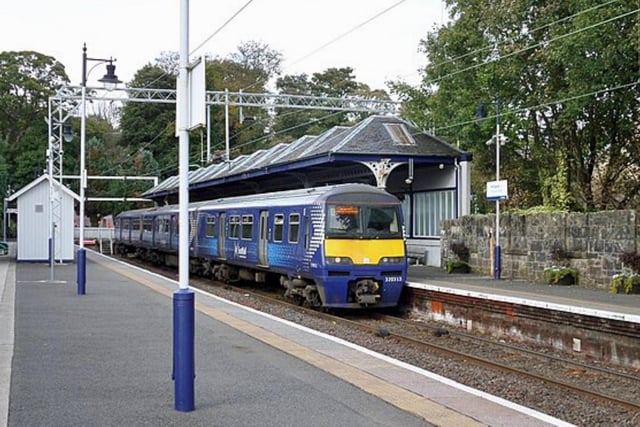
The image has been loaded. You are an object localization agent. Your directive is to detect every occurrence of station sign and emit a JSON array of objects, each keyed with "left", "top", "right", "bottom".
[{"left": 486, "top": 180, "right": 508, "bottom": 201}]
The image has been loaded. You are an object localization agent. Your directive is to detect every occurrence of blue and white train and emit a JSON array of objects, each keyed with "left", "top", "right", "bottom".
[{"left": 114, "top": 183, "right": 407, "bottom": 309}]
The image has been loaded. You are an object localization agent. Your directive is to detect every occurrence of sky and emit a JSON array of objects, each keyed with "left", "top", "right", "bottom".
[{"left": 1, "top": 0, "right": 447, "bottom": 91}]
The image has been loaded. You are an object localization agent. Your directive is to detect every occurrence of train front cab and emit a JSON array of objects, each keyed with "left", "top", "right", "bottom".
[{"left": 315, "top": 197, "right": 407, "bottom": 309}]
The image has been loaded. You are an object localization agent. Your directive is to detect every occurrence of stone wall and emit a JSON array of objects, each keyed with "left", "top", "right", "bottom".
[{"left": 441, "top": 210, "right": 640, "bottom": 289}]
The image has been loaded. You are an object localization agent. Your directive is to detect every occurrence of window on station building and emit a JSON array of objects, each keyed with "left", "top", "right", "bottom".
[
  {"left": 273, "top": 214, "right": 284, "bottom": 242},
  {"left": 404, "top": 190, "right": 456, "bottom": 238},
  {"left": 289, "top": 213, "right": 300, "bottom": 243},
  {"left": 383, "top": 123, "right": 416, "bottom": 145}
]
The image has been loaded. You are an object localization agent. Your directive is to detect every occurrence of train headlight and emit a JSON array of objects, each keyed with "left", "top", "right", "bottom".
[
  {"left": 326, "top": 256, "right": 353, "bottom": 265},
  {"left": 379, "top": 256, "right": 404, "bottom": 265}
]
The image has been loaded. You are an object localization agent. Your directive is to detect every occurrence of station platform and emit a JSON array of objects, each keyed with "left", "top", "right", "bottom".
[
  {"left": 406, "top": 265, "right": 640, "bottom": 324},
  {"left": 0, "top": 246, "right": 570, "bottom": 426}
]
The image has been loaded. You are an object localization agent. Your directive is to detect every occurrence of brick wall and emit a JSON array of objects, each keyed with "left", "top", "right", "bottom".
[{"left": 441, "top": 210, "right": 640, "bottom": 289}]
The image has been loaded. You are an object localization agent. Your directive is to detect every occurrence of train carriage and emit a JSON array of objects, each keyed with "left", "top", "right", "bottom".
[{"left": 114, "top": 183, "right": 407, "bottom": 309}]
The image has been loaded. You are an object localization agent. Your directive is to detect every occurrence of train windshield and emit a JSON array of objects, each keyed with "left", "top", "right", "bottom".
[{"left": 325, "top": 204, "right": 402, "bottom": 239}]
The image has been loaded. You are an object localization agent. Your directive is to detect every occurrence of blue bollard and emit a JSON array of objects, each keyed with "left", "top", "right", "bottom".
[
  {"left": 77, "top": 248, "right": 86, "bottom": 295},
  {"left": 494, "top": 245, "right": 501, "bottom": 280},
  {"left": 173, "top": 288, "right": 195, "bottom": 412}
]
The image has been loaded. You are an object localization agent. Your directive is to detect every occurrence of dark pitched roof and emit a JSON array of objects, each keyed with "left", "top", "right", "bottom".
[{"left": 143, "top": 115, "right": 470, "bottom": 199}]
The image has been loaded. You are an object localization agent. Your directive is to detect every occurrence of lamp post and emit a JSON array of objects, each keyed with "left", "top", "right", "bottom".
[
  {"left": 78, "top": 43, "right": 121, "bottom": 295},
  {"left": 476, "top": 94, "right": 504, "bottom": 280}
]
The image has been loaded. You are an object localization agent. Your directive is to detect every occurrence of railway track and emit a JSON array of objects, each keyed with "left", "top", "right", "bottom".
[
  {"left": 345, "top": 313, "right": 640, "bottom": 412},
  {"left": 115, "top": 254, "right": 640, "bottom": 424}
]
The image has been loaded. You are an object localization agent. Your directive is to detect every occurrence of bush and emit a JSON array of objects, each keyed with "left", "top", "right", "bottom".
[
  {"left": 610, "top": 274, "right": 640, "bottom": 294},
  {"left": 449, "top": 241, "right": 470, "bottom": 263},
  {"left": 445, "top": 259, "right": 471, "bottom": 274},
  {"left": 544, "top": 266, "right": 577, "bottom": 285},
  {"left": 445, "top": 241, "right": 470, "bottom": 274},
  {"left": 620, "top": 251, "right": 640, "bottom": 274}
]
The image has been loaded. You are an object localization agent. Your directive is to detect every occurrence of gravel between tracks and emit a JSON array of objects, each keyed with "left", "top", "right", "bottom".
[{"left": 196, "top": 282, "right": 640, "bottom": 427}]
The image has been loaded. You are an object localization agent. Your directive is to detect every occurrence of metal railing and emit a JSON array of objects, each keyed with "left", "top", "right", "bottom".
[{"left": 74, "top": 227, "right": 114, "bottom": 254}]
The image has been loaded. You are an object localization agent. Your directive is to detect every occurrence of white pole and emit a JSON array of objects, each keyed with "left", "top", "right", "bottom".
[
  {"left": 178, "top": 0, "right": 189, "bottom": 291},
  {"left": 494, "top": 95, "right": 501, "bottom": 280},
  {"left": 206, "top": 105, "right": 211, "bottom": 163},
  {"left": 48, "top": 99, "right": 55, "bottom": 281},
  {"left": 77, "top": 78, "right": 87, "bottom": 294},
  {"left": 225, "top": 88, "right": 230, "bottom": 164},
  {"left": 174, "top": 0, "right": 195, "bottom": 412},
  {"left": 80, "top": 85, "right": 86, "bottom": 252}
]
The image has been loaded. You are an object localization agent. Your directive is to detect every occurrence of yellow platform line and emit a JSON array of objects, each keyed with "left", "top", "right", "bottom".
[{"left": 99, "top": 258, "right": 485, "bottom": 427}]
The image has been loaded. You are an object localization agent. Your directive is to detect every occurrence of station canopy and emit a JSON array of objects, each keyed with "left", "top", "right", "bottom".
[{"left": 142, "top": 114, "right": 471, "bottom": 204}]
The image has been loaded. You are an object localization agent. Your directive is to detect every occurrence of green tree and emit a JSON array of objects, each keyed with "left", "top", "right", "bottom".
[
  {"left": 394, "top": 0, "right": 639, "bottom": 212},
  {"left": 228, "top": 40, "right": 282, "bottom": 84},
  {"left": 273, "top": 67, "right": 390, "bottom": 142},
  {"left": 119, "top": 58, "right": 177, "bottom": 176},
  {"left": 119, "top": 42, "right": 282, "bottom": 172},
  {"left": 0, "top": 51, "right": 69, "bottom": 194},
  {"left": 205, "top": 57, "right": 271, "bottom": 158}
]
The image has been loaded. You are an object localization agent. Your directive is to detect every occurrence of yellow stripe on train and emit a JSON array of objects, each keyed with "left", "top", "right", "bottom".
[{"left": 324, "top": 239, "right": 405, "bottom": 264}]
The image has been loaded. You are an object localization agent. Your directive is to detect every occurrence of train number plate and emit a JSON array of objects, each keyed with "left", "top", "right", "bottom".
[{"left": 384, "top": 276, "right": 403, "bottom": 283}]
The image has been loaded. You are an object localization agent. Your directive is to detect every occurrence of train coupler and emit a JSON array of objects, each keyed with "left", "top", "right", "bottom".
[{"left": 353, "top": 279, "right": 381, "bottom": 305}]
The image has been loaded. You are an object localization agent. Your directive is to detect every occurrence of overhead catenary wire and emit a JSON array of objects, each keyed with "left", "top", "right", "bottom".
[
  {"left": 429, "top": 80, "right": 639, "bottom": 135},
  {"left": 190, "top": 0, "right": 255, "bottom": 56},
  {"left": 286, "top": 0, "right": 407, "bottom": 69},
  {"left": 242, "top": 0, "right": 408, "bottom": 92},
  {"left": 424, "top": 7, "right": 639, "bottom": 86},
  {"left": 112, "top": 0, "right": 397, "bottom": 170},
  {"left": 421, "top": 0, "right": 622, "bottom": 76},
  {"left": 130, "top": 1, "right": 255, "bottom": 90},
  {"left": 96, "top": 3, "right": 638, "bottom": 179},
  {"left": 414, "top": 6, "right": 639, "bottom": 134}
]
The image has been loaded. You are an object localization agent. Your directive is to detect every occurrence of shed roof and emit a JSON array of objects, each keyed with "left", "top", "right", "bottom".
[{"left": 7, "top": 174, "right": 80, "bottom": 202}]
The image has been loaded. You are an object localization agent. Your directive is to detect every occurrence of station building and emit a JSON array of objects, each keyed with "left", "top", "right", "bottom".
[
  {"left": 142, "top": 115, "right": 472, "bottom": 267},
  {"left": 7, "top": 174, "right": 78, "bottom": 262}
]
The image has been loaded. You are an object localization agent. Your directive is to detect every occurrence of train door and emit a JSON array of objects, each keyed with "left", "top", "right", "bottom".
[
  {"left": 301, "top": 214, "right": 311, "bottom": 273},
  {"left": 218, "top": 212, "right": 226, "bottom": 259},
  {"left": 170, "top": 214, "right": 177, "bottom": 251},
  {"left": 258, "top": 210, "right": 269, "bottom": 267}
]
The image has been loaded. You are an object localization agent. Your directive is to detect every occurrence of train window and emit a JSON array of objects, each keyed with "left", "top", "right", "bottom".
[
  {"left": 365, "top": 207, "right": 396, "bottom": 233},
  {"left": 289, "top": 213, "right": 300, "bottom": 243},
  {"left": 229, "top": 216, "right": 240, "bottom": 239},
  {"left": 132, "top": 218, "right": 141, "bottom": 231},
  {"left": 325, "top": 204, "right": 402, "bottom": 238},
  {"left": 326, "top": 205, "right": 359, "bottom": 233},
  {"left": 143, "top": 218, "right": 153, "bottom": 232},
  {"left": 273, "top": 214, "right": 284, "bottom": 242},
  {"left": 123, "top": 219, "right": 130, "bottom": 230},
  {"left": 156, "top": 218, "right": 167, "bottom": 233},
  {"left": 205, "top": 215, "right": 216, "bottom": 238},
  {"left": 241, "top": 215, "right": 253, "bottom": 239}
]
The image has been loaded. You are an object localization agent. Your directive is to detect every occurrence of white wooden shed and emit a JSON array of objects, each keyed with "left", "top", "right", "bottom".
[{"left": 7, "top": 175, "right": 79, "bottom": 262}]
